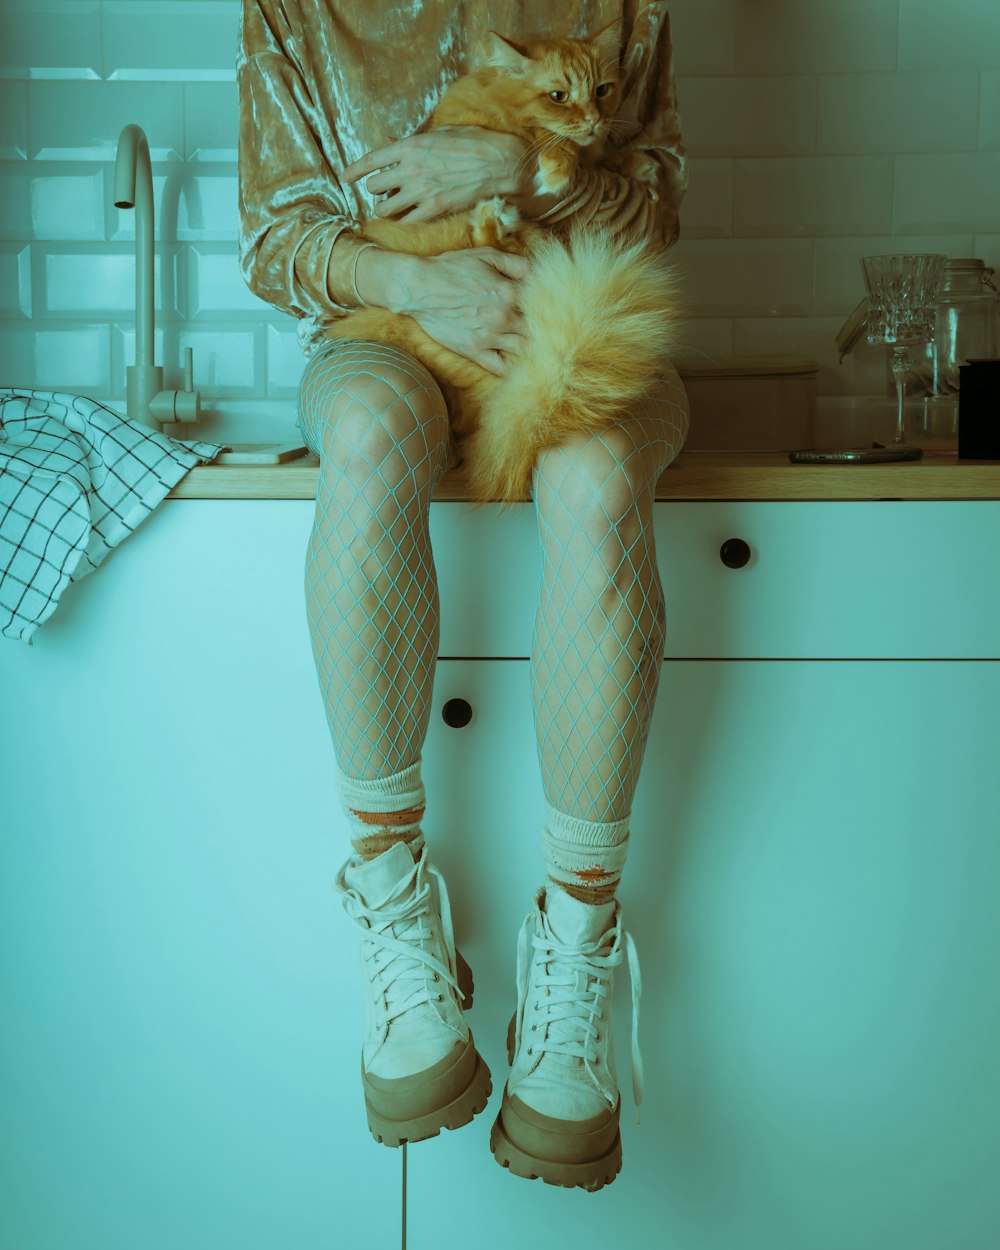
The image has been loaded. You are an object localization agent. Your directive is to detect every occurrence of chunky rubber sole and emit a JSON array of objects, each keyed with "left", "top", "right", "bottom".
[
  {"left": 489, "top": 1011, "right": 623, "bottom": 1192},
  {"left": 490, "top": 1113, "right": 622, "bottom": 1192},
  {"left": 360, "top": 947, "right": 492, "bottom": 1148}
]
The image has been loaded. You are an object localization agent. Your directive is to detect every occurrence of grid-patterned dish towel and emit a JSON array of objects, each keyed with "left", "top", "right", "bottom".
[{"left": 0, "top": 389, "right": 227, "bottom": 646}]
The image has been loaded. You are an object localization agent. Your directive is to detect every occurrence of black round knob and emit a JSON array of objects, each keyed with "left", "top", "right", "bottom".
[
  {"left": 442, "top": 697, "right": 473, "bottom": 728},
  {"left": 720, "top": 538, "right": 751, "bottom": 569}
]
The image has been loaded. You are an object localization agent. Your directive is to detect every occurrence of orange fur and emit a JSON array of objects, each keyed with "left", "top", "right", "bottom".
[{"left": 321, "top": 24, "right": 685, "bottom": 508}]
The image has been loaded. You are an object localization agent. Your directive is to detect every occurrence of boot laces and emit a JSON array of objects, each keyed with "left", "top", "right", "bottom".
[
  {"left": 342, "top": 862, "right": 464, "bottom": 1029},
  {"left": 514, "top": 915, "right": 645, "bottom": 1124}
]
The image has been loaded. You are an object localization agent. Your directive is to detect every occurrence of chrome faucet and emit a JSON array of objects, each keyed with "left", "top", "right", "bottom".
[{"left": 113, "top": 123, "right": 200, "bottom": 431}]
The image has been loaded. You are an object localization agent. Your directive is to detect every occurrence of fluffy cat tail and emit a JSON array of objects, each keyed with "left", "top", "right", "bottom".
[{"left": 466, "top": 225, "right": 685, "bottom": 506}]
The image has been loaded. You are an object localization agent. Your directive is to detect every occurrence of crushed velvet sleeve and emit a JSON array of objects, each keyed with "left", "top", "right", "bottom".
[
  {"left": 535, "top": 6, "right": 688, "bottom": 252},
  {"left": 237, "top": 0, "right": 356, "bottom": 324}
]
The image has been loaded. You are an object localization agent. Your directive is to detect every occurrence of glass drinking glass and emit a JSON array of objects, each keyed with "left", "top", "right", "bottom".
[{"left": 860, "top": 254, "right": 946, "bottom": 456}]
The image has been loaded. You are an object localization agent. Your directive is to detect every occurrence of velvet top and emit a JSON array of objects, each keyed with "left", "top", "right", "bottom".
[{"left": 236, "top": 0, "right": 688, "bottom": 356}]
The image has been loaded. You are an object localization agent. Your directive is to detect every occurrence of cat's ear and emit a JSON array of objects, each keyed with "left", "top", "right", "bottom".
[
  {"left": 588, "top": 16, "right": 624, "bottom": 69},
  {"left": 484, "top": 30, "right": 534, "bottom": 71}
]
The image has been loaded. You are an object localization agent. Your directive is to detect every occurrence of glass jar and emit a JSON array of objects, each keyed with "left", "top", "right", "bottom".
[
  {"left": 930, "top": 258, "right": 1000, "bottom": 396},
  {"left": 902, "top": 258, "right": 1000, "bottom": 449}
]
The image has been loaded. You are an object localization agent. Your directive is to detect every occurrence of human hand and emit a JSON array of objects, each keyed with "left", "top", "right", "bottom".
[
  {"left": 342, "top": 126, "right": 525, "bottom": 223},
  {"left": 390, "top": 247, "right": 529, "bottom": 375}
]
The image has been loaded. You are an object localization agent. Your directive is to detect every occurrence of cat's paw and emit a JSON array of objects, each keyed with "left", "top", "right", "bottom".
[
  {"left": 617, "top": 149, "right": 660, "bottom": 199},
  {"left": 535, "top": 149, "right": 575, "bottom": 196},
  {"left": 470, "top": 196, "right": 520, "bottom": 247}
]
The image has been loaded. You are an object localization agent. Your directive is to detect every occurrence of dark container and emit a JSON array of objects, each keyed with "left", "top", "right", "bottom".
[{"left": 957, "top": 359, "right": 1000, "bottom": 459}]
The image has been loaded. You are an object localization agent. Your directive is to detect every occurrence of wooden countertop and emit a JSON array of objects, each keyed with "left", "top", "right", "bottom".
[{"left": 166, "top": 449, "right": 1000, "bottom": 502}]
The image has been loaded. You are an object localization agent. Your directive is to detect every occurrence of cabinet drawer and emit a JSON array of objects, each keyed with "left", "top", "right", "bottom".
[{"left": 432, "top": 501, "right": 1000, "bottom": 659}]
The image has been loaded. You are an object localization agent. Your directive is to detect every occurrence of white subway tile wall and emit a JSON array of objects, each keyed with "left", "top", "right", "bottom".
[
  {"left": 0, "top": 0, "right": 998, "bottom": 436},
  {"left": 0, "top": 246, "right": 31, "bottom": 318}
]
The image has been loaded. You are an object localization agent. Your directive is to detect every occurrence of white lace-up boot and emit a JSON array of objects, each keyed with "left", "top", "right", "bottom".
[
  {"left": 489, "top": 884, "right": 644, "bottom": 1192},
  {"left": 333, "top": 840, "right": 492, "bottom": 1146}
]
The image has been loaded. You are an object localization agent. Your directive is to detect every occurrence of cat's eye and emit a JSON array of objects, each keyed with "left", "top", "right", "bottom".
[
  {"left": 596, "top": 82, "right": 614, "bottom": 98},
  {"left": 548, "top": 90, "right": 569, "bottom": 103}
]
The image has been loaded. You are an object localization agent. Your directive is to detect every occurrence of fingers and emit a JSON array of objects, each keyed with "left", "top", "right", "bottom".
[
  {"left": 479, "top": 248, "right": 530, "bottom": 281},
  {"left": 375, "top": 189, "right": 419, "bottom": 219},
  {"left": 475, "top": 349, "right": 507, "bottom": 377},
  {"left": 362, "top": 169, "right": 401, "bottom": 196},
  {"left": 473, "top": 332, "right": 525, "bottom": 376},
  {"left": 342, "top": 141, "right": 408, "bottom": 184},
  {"left": 377, "top": 194, "right": 448, "bottom": 222},
  {"left": 494, "top": 332, "right": 526, "bottom": 355},
  {"left": 390, "top": 199, "right": 436, "bottom": 223},
  {"left": 361, "top": 168, "right": 442, "bottom": 220}
]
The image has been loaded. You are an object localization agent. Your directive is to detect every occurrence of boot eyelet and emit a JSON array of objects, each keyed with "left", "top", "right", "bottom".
[
  {"left": 432, "top": 973, "right": 440, "bottom": 982},
  {"left": 437, "top": 993, "right": 445, "bottom": 1002},
  {"left": 527, "top": 1046, "right": 534, "bottom": 1055}
]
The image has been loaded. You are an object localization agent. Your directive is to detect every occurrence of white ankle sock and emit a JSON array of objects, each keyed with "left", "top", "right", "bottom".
[{"left": 335, "top": 759, "right": 427, "bottom": 861}]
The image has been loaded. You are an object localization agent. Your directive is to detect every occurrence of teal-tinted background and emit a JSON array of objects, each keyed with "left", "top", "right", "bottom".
[
  {"left": 1, "top": 494, "right": 998, "bottom": 1249},
  {"left": 4, "top": 0, "right": 1000, "bottom": 1241}
]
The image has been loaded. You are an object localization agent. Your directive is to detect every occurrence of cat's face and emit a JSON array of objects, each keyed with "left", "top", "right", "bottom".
[{"left": 484, "top": 25, "right": 623, "bottom": 147}]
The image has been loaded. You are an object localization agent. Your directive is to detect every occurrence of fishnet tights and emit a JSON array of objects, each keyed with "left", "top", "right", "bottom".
[{"left": 297, "top": 339, "right": 689, "bottom": 834}]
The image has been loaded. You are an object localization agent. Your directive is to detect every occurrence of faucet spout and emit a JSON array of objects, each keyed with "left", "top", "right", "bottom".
[
  {"left": 112, "top": 124, "right": 200, "bottom": 430},
  {"left": 113, "top": 124, "right": 154, "bottom": 375}
]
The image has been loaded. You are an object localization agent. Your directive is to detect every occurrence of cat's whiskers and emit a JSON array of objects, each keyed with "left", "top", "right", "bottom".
[
  {"left": 536, "top": 132, "right": 573, "bottom": 164},
  {"left": 512, "top": 138, "right": 549, "bottom": 182},
  {"left": 514, "top": 133, "right": 548, "bottom": 165},
  {"left": 601, "top": 119, "right": 640, "bottom": 143},
  {"left": 513, "top": 131, "right": 565, "bottom": 181}
]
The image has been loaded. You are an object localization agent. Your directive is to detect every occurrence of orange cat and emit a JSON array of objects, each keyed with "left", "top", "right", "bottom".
[{"left": 322, "top": 22, "right": 685, "bottom": 507}]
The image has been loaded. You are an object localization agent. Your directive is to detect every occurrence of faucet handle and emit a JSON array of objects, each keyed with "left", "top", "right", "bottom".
[
  {"left": 148, "top": 347, "right": 200, "bottom": 424},
  {"left": 172, "top": 346, "right": 200, "bottom": 422}
]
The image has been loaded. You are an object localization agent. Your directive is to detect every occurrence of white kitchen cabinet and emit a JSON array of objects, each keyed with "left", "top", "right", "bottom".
[
  {"left": 1, "top": 498, "right": 997, "bottom": 1250},
  {"left": 419, "top": 656, "right": 1000, "bottom": 1250},
  {"left": 431, "top": 500, "right": 1000, "bottom": 658}
]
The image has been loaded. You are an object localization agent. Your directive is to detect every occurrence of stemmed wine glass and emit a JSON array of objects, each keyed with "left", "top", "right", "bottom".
[{"left": 860, "top": 253, "right": 946, "bottom": 458}]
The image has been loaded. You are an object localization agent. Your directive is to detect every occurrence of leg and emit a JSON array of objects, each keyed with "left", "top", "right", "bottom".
[
  {"left": 300, "top": 342, "right": 492, "bottom": 1135},
  {"left": 297, "top": 338, "right": 458, "bottom": 859},
  {"left": 488, "top": 367, "right": 690, "bottom": 1186},
  {"left": 530, "top": 364, "right": 691, "bottom": 903}
]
